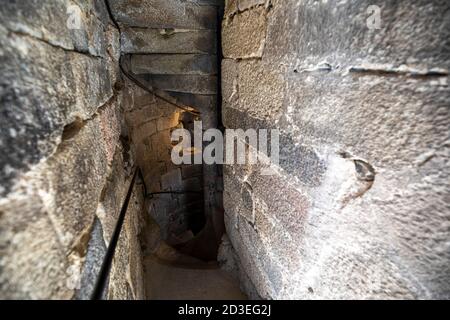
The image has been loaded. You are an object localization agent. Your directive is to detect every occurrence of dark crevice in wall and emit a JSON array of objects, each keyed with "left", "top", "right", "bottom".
[
  {"left": 61, "top": 117, "right": 85, "bottom": 141},
  {"left": 5, "top": 28, "right": 105, "bottom": 60}
]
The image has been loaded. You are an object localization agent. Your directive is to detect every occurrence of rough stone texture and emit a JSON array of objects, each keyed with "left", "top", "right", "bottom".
[
  {"left": 167, "top": 92, "right": 217, "bottom": 111},
  {"left": 0, "top": 24, "right": 114, "bottom": 198},
  {"left": 110, "top": 0, "right": 218, "bottom": 29},
  {"left": 222, "top": 5, "right": 268, "bottom": 59},
  {"left": 123, "top": 81, "right": 206, "bottom": 245},
  {"left": 107, "top": 181, "right": 146, "bottom": 300},
  {"left": 0, "top": 1, "right": 145, "bottom": 299},
  {"left": 114, "top": 0, "right": 222, "bottom": 241},
  {"left": 161, "top": 169, "right": 183, "bottom": 191},
  {"left": 0, "top": 103, "right": 141, "bottom": 299},
  {"left": 139, "top": 74, "right": 218, "bottom": 95},
  {"left": 131, "top": 54, "right": 217, "bottom": 75},
  {"left": 76, "top": 218, "right": 107, "bottom": 300},
  {"left": 218, "top": 234, "right": 261, "bottom": 299},
  {"left": 121, "top": 28, "right": 217, "bottom": 54},
  {"left": 221, "top": 0, "right": 450, "bottom": 299},
  {"left": 0, "top": 0, "right": 110, "bottom": 58}
]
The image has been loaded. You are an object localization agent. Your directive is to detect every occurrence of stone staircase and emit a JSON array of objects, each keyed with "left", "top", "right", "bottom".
[
  {"left": 109, "top": 0, "right": 240, "bottom": 300},
  {"left": 143, "top": 207, "right": 246, "bottom": 300},
  {"left": 111, "top": 0, "right": 221, "bottom": 111},
  {"left": 144, "top": 252, "right": 246, "bottom": 300}
]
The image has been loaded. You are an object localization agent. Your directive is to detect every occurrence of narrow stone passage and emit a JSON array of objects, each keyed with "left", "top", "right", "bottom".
[
  {"left": 108, "top": 0, "right": 242, "bottom": 299},
  {"left": 1, "top": 0, "right": 448, "bottom": 301},
  {"left": 142, "top": 213, "right": 245, "bottom": 300}
]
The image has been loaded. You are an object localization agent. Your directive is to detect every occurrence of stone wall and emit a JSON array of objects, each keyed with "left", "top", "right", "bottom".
[
  {"left": 111, "top": 0, "right": 224, "bottom": 249},
  {"left": 123, "top": 81, "right": 205, "bottom": 244},
  {"left": 0, "top": 1, "right": 145, "bottom": 299},
  {"left": 220, "top": 0, "right": 450, "bottom": 299}
]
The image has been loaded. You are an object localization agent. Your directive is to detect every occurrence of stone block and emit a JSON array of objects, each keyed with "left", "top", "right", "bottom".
[
  {"left": 0, "top": 25, "right": 114, "bottom": 197},
  {"left": 157, "top": 114, "right": 180, "bottom": 132},
  {"left": 222, "top": 61, "right": 285, "bottom": 122},
  {"left": 131, "top": 54, "right": 218, "bottom": 75},
  {"left": 222, "top": 6, "right": 268, "bottom": 59},
  {"left": 167, "top": 92, "right": 217, "bottom": 112},
  {"left": 0, "top": 0, "right": 110, "bottom": 57},
  {"left": 122, "top": 28, "right": 216, "bottom": 54},
  {"left": 110, "top": 0, "right": 218, "bottom": 29},
  {"left": 143, "top": 162, "right": 166, "bottom": 187},
  {"left": 126, "top": 106, "right": 164, "bottom": 127},
  {"left": 134, "top": 120, "right": 157, "bottom": 142},
  {"left": 161, "top": 169, "right": 182, "bottom": 191},
  {"left": 224, "top": 0, "right": 238, "bottom": 18},
  {"left": 221, "top": 58, "right": 239, "bottom": 110},
  {"left": 140, "top": 74, "right": 218, "bottom": 95},
  {"left": 0, "top": 115, "right": 112, "bottom": 299},
  {"left": 264, "top": 0, "right": 450, "bottom": 68}
]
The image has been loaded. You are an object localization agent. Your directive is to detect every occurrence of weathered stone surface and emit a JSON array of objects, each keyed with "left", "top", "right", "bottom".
[
  {"left": 222, "top": 59, "right": 284, "bottom": 121},
  {"left": 0, "top": 0, "right": 110, "bottom": 57},
  {"left": 0, "top": 114, "right": 112, "bottom": 299},
  {"left": 264, "top": 0, "right": 450, "bottom": 70},
  {"left": 221, "top": 58, "right": 240, "bottom": 108},
  {"left": 110, "top": 0, "right": 217, "bottom": 29},
  {"left": 238, "top": 0, "right": 267, "bottom": 12},
  {"left": 161, "top": 169, "right": 182, "bottom": 191},
  {"left": 167, "top": 92, "right": 217, "bottom": 111},
  {"left": 122, "top": 28, "right": 217, "bottom": 54},
  {"left": 224, "top": 0, "right": 238, "bottom": 18},
  {"left": 0, "top": 1, "right": 146, "bottom": 300},
  {"left": 218, "top": 234, "right": 261, "bottom": 300},
  {"left": 222, "top": 5, "right": 268, "bottom": 59},
  {"left": 140, "top": 74, "right": 218, "bottom": 94},
  {"left": 0, "top": 24, "right": 115, "bottom": 198},
  {"left": 221, "top": 0, "right": 450, "bottom": 299},
  {"left": 131, "top": 54, "right": 217, "bottom": 75},
  {"left": 108, "top": 182, "right": 146, "bottom": 300}
]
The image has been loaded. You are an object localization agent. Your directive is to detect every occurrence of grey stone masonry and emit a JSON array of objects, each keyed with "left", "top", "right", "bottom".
[
  {"left": 140, "top": 75, "right": 218, "bottom": 95},
  {"left": 121, "top": 28, "right": 217, "bottom": 54},
  {"left": 110, "top": 0, "right": 218, "bottom": 29},
  {"left": 220, "top": 0, "right": 450, "bottom": 300},
  {"left": 0, "top": 0, "right": 146, "bottom": 299},
  {"left": 131, "top": 54, "right": 218, "bottom": 75}
]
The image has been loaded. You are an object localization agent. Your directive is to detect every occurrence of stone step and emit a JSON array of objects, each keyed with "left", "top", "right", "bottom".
[
  {"left": 138, "top": 74, "right": 218, "bottom": 95},
  {"left": 144, "top": 255, "right": 247, "bottom": 300},
  {"left": 110, "top": 0, "right": 218, "bottom": 29},
  {"left": 130, "top": 54, "right": 217, "bottom": 75},
  {"left": 122, "top": 28, "right": 217, "bottom": 54},
  {"left": 166, "top": 92, "right": 217, "bottom": 111}
]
